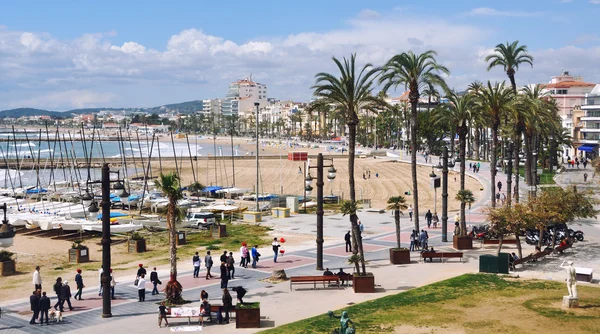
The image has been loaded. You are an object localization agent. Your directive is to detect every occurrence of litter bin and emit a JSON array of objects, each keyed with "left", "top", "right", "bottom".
[
  {"left": 176, "top": 231, "right": 186, "bottom": 245},
  {"left": 497, "top": 252, "right": 510, "bottom": 274},
  {"left": 479, "top": 254, "right": 498, "bottom": 273}
]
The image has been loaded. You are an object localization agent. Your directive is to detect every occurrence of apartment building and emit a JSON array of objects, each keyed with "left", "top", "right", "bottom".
[{"left": 221, "top": 78, "right": 268, "bottom": 116}]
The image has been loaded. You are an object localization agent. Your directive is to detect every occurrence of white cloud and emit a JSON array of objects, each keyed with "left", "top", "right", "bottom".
[
  {"left": 8, "top": 90, "right": 116, "bottom": 109},
  {"left": 573, "top": 34, "right": 600, "bottom": 44},
  {"left": 590, "top": 0, "right": 600, "bottom": 4},
  {"left": 357, "top": 9, "right": 380, "bottom": 20},
  {"left": 467, "top": 7, "right": 543, "bottom": 17}
]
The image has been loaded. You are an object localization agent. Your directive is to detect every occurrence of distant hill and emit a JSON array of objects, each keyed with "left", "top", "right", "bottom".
[{"left": 0, "top": 100, "right": 205, "bottom": 118}]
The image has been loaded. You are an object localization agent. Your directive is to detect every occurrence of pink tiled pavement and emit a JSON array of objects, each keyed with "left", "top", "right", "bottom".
[
  {"left": 322, "top": 243, "right": 387, "bottom": 257},
  {"left": 250, "top": 255, "right": 316, "bottom": 274}
]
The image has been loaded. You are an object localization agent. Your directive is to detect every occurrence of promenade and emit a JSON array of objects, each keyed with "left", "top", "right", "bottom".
[{"left": 1, "top": 156, "right": 598, "bottom": 334}]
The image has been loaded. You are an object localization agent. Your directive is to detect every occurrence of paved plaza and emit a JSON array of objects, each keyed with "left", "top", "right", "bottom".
[{"left": 1, "top": 156, "right": 599, "bottom": 334}]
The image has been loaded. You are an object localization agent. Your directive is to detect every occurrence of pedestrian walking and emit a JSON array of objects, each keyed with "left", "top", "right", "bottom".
[
  {"left": 150, "top": 267, "right": 160, "bottom": 295},
  {"left": 74, "top": 269, "right": 84, "bottom": 300},
  {"left": 193, "top": 252, "right": 201, "bottom": 278},
  {"left": 408, "top": 205, "right": 413, "bottom": 221},
  {"left": 251, "top": 245, "right": 260, "bottom": 268},
  {"left": 240, "top": 243, "right": 249, "bottom": 268},
  {"left": 98, "top": 267, "right": 103, "bottom": 296},
  {"left": 425, "top": 209, "right": 432, "bottom": 228},
  {"left": 227, "top": 252, "right": 235, "bottom": 279},
  {"left": 432, "top": 212, "right": 439, "bottom": 229},
  {"left": 500, "top": 193, "right": 506, "bottom": 206},
  {"left": 38, "top": 292, "right": 51, "bottom": 326},
  {"left": 53, "top": 277, "right": 63, "bottom": 311},
  {"left": 137, "top": 274, "right": 146, "bottom": 302},
  {"left": 205, "top": 251, "right": 214, "bottom": 279},
  {"left": 584, "top": 173, "right": 588, "bottom": 182},
  {"left": 272, "top": 237, "right": 281, "bottom": 263},
  {"left": 358, "top": 220, "right": 364, "bottom": 233},
  {"left": 33, "top": 266, "right": 42, "bottom": 291},
  {"left": 110, "top": 269, "right": 116, "bottom": 299},
  {"left": 29, "top": 290, "right": 40, "bottom": 324},
  {"left": 220, "top": 262, "right": 229, "bottom": 289},
  {"left": 59, "top": 280, "right": 73, "bottom": 311},
  {"left": 158, "top": 301, "right": 169, "bottom": 328},
  {"left": 222, "top": 288, "right": 233, "bottom": 324},
  {"left": 583, "top": 160, "right": 588, "bottom": 168},
  {"left": 136, "top": 264, "right": 147, "bottom": 278},
  {"left": 344, "top": 231, "right": 352, "bottom": 252},
  {"left": 220, "top": 251, "right": 228, "bottom": 263},
  {"left": 497, "top": 181, "right": 502, "bottom": 192},
  {"left": 409, "top": 230, "right": 416, "bottom": 251},
  {"left": 419, "top": 230, "right": 428, "bottom": 250}
]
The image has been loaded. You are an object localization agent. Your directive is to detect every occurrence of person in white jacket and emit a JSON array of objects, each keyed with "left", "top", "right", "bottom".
[
  {"left": 137, "top": 274, "right": 146, "bottom": 302},
  {"left": 33, "top": 266, "right": 42, "bottom": 291}
]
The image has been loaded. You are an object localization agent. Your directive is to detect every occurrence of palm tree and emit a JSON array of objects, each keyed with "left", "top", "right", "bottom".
[
  {"left": 313, "top": 54, "right": 382, "bottom": 275},
  {"left": 468, "top": 81, "right": 484, "bottom": 160},
  {"left": 422, "top": 84, "right": 440, "bottom": 111},
  {"left": 486, "top": 41, "right": 534, "bottom": 203},
  {"left": 386, "top": 196, "right": 408, "bottom": 248},
  {"left": 474, "top": 82, "right": 514, "bottom": 207},
  {"left": 154, "top": 172, "right": 185, "bottom": 304},
  {"left": 485, "top": 41, "right": 534, "bottom": 93},
  {"left": 455, "top": 190, "right": 475, "bottom": 236},
  {"left": 380, "top": 50, "right": 450, "bottom": 232},
  {"left": 435, "top": 92, "right": 476, "bottom": 225}
]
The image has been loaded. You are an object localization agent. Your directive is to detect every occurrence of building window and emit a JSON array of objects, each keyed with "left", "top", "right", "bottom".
[{"left": 555, "top": 89, "right": 568, "bottom": 95}]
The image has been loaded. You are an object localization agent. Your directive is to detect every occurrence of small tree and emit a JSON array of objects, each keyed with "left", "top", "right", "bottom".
[
  {"left": 455, "top": 189, "right": 475, "bottom": 236},
  {"left": 386, "top": 196, "right": 408, "bottom": 249}
]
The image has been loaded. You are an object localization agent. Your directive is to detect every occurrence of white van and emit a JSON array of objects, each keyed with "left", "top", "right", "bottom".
[{"left": 185, "top": 212, "right": 216, "bottom": 229}]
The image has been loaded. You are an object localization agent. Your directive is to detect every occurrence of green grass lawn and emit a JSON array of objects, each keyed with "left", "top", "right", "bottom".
[
  {"left": 261, "top": 274, "right": 600, "bottom": 334},
  {"left": 518, "top": 168, "right": 556, "bottom": 185}
]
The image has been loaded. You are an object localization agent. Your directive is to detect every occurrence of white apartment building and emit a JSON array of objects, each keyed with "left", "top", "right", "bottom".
[
  {"left": 202, "top": 99, "right": 222, "bottom": 115},
  {"left": 221, "top": 78, "right": 268, "bottom": 116},
  {"left": 578, "top": 88, "right": 600, "bottom": 157}
]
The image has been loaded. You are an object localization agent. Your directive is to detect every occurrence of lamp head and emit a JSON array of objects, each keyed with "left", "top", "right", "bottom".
[{"left": 327, "top": 166, "right": 337, "bottom": 181}]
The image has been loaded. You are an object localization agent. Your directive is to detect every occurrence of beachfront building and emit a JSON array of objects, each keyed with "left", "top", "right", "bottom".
[
  {"left": 540, "top": 71, "right": 599, "bottom": 156},
  {"left": 221, "top": 78, "right": 268, "bottom": 117},
  {"left": 574, "top": 89, "right": 600, "bottom": 158},
  {"left": 202, "top": 99, "right": 222, "bottom": 115}
]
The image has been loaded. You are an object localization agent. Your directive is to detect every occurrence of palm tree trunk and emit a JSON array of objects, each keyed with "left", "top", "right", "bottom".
[
  {"left": 348, "top": 120, "right": 366, "bottom": 275},
  {"left": 395, "top": 210, "right": 401, "bottom": 248},
  {"left": 410, "top": 100, "right": 420, "bottom": 232},
  {"left": 474, "top": 127, "right": 481, "bottom": 160},
  {"left": 491, "top": 127, "right": 498, "bottom": 207},
  {"left": 513, "top": 134, "right": 521, "bottom": 203},
  {"left": 525, "top": 134, "right": 532, "bottom": 186}
]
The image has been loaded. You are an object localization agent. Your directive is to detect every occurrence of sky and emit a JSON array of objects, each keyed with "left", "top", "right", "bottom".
[{"left": 1, "top": 0, "right": 600, "bottom": 111}]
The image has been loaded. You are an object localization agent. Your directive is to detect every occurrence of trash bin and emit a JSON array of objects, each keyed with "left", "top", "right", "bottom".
[
  {"left": 479, "top": 254, "right": 498, "bottom": 273},
  {"left": 497, "top": 252, "right": 510, "bottom": 274},
  {"left": 176, "top": 231, "right": 186, "bottom": 245}
]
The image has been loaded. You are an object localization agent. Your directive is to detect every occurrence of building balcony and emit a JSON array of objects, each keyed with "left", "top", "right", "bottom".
[
  {"left": 581, "top": 116, "right": 600, "bottom": 121},
  {"left": 580, "top": 128, "right": 600, "bottom": 133}
]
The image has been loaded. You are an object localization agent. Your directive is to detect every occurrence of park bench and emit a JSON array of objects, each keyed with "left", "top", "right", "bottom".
[
  {"left": 338, "top": 273, "right": 354, "bottom": 287},
  {"left": 421, "top": 252, "right": 463, "bottom": 263},
  {"left": 290, "top": 275, "right": 340, "bottom": 291},
  {"left": 166, "top": 307, "right": 200, "bottom": 325}
]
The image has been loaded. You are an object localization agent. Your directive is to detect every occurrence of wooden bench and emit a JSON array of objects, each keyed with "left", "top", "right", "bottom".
[
  {"left": 338, "top": 273, "right": 353, "bottom": 287},
  {"left": 421, "top": 252, "right": 463, "bottom": 263},
  {"left": 166, "top": 307, "right": 200, "bottom": 325},
  {"left": 290, "top": 275, "right": 340, "bottom": 291}
]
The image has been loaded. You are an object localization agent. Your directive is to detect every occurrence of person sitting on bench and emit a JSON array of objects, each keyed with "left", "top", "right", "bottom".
[
  {"left": 199, "top": 300, "right": 211, "bottom": 325},
  {"left": 423, "top": 247, "right": 435, "bottom": 262},
  {"left": 336, "top": 268, "right": 348, "bottom": 285},
  {"left": 323, "top": 268, "right": 334, "bottom": 276}
]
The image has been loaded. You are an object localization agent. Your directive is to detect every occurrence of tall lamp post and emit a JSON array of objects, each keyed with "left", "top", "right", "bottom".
[
  {"left": 254, "top": 102, "right": 260, "bottom": 212},
  {"left": 429, "top": 167, "right": 440, "bottom": 215},
  {"left": 83, "top": 164, "right": 125, "bottom": 318},
  {"left": 304, "top": 153, "right": 336, "bottom": 270},
  {"left": 506, "top": 142, "right": 513, "bottom": 207},
  {"left": 441, "top": 147, "right": 449, "bottom": 242}
]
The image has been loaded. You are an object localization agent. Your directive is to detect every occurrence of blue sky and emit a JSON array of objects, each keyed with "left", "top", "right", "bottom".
[{"left": 1, "top": 0, "right": 599, "bottom": 110}]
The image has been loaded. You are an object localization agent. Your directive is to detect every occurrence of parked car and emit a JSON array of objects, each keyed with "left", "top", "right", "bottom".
[{"left": 185, "top": 212, "right": 216, "bottom": 229}]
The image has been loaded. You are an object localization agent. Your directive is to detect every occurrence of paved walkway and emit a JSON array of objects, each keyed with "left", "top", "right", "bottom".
[{"left": 1, "top": 157, "right": 598, "bottom": 334}]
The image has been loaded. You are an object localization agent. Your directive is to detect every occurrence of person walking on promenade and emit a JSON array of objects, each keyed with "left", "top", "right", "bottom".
[
  {"left": 220, "top": 262, "right": 229, "bottom": 289},
  {"left": 344, "top": 231, "right": 352, "bottom": 252},
  {"left": 150, "top": 267, "right": 160, "bottom": 295},
  {"left": 60, "top": 280, "right": 73, "bottom": 311},
  {"left": 98, "top": 267, "right": 103, "bottom": 296},
  {"left": 74, "top": 269, "right": 84, "bottom": 300},
  {"left": 251, "top": 245, "right": 260, "bottom": 268},
  {"left": 158, "top": 301, "right": 169, "bottom": 328},
  {"left": 53, "top": 277, "right": 63, "bottom": 311},
  {"left": 33, "top": 266, "right": 42, "bottom": 291},
  {"left": 227, "top": 252, "right": 235, "bottom": 279},
  {"left": 110, "top": 269, "right": 116, "bottom": 300},
  {"left": 205, "top": 251, "right": 214, "bottom": 279},
  {"left": 220, "top": 251, "right": 228, "bottom": 263},
  {"left": 137, "top": 273, "right": 146, "bottom": 302},
  {"left": 193, "top": 252, "right": 201, "bottom": 278},
  {"left": 410, "top": 230, "right": 416, "bottom": 251},
  {"left": 408, "top": 205, "right": 413, "bottom": 221},
  {"left": 29, "top": 290, "right": 40, "bottom": 324},
  {"left": 272, "top": 237, "right": 281, "bottom": 263},
  {"left": 240, "top": 242, "right": 249, "bottom": 268},
  {"left": 38, "top": 292, "right": 51, "bottom": 326},
  {"left": 425, "top": 210, "right": 432, "bottom": 228},
  {"left": 136, "top": 264, "right": 147, "bottom": 279},
  {"left": 497, "top": 181, "right": 503, "bottom": 192}
]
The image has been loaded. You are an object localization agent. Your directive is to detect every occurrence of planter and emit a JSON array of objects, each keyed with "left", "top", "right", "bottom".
[
  {"left": 352, "top": 273, "right": 375, "bottom": 293},
  {"left": 176, "top": 231, "right": 186, "bottom": 245},
  {"left": 0, "top": 260, "right": 16, "bottom": 276},
  {"left": 211, "top": 224, "right": 227, "bottom": 238},
  {"left": 236, "top": 303, "right": 261, "bottom": 328},
  {"left": 128, "top": 239, "right": 146, "bottom": 253},
  {"left": 389, "top": 248, "right": 411, "bottom": 265},
  {"left": 69, "top": 247, "right": 89, "bottom": 264},
  {"left": 453, "top": 235, "right": 473, "bottom": 250}
]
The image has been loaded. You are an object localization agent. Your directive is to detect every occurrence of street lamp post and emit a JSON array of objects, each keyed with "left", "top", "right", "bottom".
[
  {"left": 304, "top": 153, "right": 336, "bottom": 270},
  {"left": 255, "top": 102, "right": 260, "bottom": 212},
  {"left": 506, "top": 142, "right": 513, "bottom": 207},
  {"left": 442, "top": 147, "right": 449, "bottom": 242}
]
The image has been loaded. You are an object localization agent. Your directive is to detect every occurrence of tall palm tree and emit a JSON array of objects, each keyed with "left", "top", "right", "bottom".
[
  {"left": 435, "top": 92, "right": 476, "bottom": 228},
  {"left": 154, "top": 172, "right": 184, "bottom": 304},
  {"left": 313, "top": 54, "right": 382, "bottom": 275},
  {"left": 422, "top": 84, "right": 440, "bottom": 112},
  {"left": 474, "top": 82, "right": 514, "bottom": 207},
  {"left": 486, "top": 41, "right": 534, "bottom": 203},
  {"left": 380, "top": 50, "right": 450, "bottom": 232},
  {"left": 386, "top": 196, "right": 408, "bottom": 248}
]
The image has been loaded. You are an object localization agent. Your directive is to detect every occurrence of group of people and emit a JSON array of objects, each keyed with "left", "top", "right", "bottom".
[
  {"left": 469, "top": 162, "right": 481, "bottom": 173},
  {"left": 322, "top": 268, "right": 350, "bottom": 285},
  {"left": 409, "top": 229, "right": 429, "bottom": 251},
  {"left": 566, "top": 156, "right": 587, "bottom": 169}
]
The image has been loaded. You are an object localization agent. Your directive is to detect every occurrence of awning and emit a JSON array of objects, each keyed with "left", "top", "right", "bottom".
[{"left": 578, "top": 144, "right": 598, "bottom": 152}]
